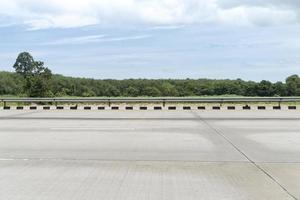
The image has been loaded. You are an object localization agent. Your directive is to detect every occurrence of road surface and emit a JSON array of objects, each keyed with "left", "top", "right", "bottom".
[{"left": 0, "top": 110, "right": 299, "bottom": 200}]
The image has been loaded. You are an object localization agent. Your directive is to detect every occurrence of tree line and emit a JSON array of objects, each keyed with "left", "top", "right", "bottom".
[{"left": 0, "top": 52, "right": 300, "bottom": 97}]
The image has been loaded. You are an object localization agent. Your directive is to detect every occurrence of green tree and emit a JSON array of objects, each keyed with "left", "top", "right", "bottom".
[
  {"left": 273, "top": 82, "right": 287, "bottom": 96},
  {"left": 0, "top": 72, "right": 24, "bottom": 96},
  {"left": 286, "top": 75, "right": 300, "bottom": 96},
  {"left": 144, "top": 87, "right": 161, "bottom": 97},
  {"left": 125, "top": 86, "right": 139, "bottom": 97},
  {"left": 160, "top": 82, "right": 179, "bottom": 96},
  {"left": 13, "top": 52, "right": 52, "bottom": 97},
  {"left": 104, "top": 84, "right": 121, "bottom": 97},
  {"left": 256, "top": 80, "right": 274, "bottom": 96}
]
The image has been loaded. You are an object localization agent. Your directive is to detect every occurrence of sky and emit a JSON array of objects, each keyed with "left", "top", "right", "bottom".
[{"left": 0, "top": 0, "right": 300, "bottom": 81}]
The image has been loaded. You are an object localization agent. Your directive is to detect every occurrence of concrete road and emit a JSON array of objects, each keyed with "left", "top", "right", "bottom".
[{"left": 0, "top": 110, "right": 299, "bottom": 200}]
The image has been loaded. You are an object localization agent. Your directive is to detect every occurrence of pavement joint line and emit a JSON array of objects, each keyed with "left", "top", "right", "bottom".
[
  {"left": 0, "top": 158, "right": 268, "bottom": 163},
  {"left": 50, "top": 127, "right": 136, "bottom": 131},
  {"left": 0, "top": 158, "right": 299, "bottom": 164},
  {"left": 192, "top": 111, "right": 299, "bottom": 200},
  {"left": 0, "top": 110, "right": 41, "bottom": 118},
  {"left": 1, "top": 117, "right": 300, "bottom": 121}
]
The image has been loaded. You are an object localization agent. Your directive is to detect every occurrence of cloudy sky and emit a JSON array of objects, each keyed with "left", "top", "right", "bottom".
[{"left": 0, "top": 0, "right": 300, "bottom": 81}]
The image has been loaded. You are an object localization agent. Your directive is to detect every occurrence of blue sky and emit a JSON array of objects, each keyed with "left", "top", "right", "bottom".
[{"left": 0, "top": 0, "right": 300, "bottom": 81}]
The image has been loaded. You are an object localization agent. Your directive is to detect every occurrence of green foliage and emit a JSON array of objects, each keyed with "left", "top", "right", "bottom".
[
  {"left": 125, "top": 87, "right": 139, "bottom": 97},
  {"left": 1, "top": 71, "right": 300, "bottom": 97},
  {"left": 144, "top": 87, "right": 161, "bottom": 97},
  {"left": 0, "top": 72, "right": 24, "bottom": 95},
  {"left": 160, "top": 82, "right": 179, "bottom": 96},
  {"left": 13, "top": 52, "right": 53, "bottom": 97},
  {"left": 286, "top": 75, "right": 300, "bottom": 96},
  {"left": 256, "top": 80, "right": 274, "bottom": 96},
  {"left": 13, "top": 52, "right": 37, "bottom": 76}
]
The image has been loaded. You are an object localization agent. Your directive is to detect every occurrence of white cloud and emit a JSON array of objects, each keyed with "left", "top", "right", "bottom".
[
  {"left": 218, "top": 6, "right": 298, "bottom": 26},
  {"left": 26, "top": 14, "right": 99, "bottom": 30},
  {"left": 149, "top": 25, "right": 185, "bottom": 30},
  {"left": 100, "top": 35, "right": 151, "bottom": 42},
  {"left": 41, "top": 34, "right": 151, "bottom": 45},
  {"left": 42, "top": 34, "right": 106, "bottom": 45},
  {"left": 0, "top": 0, "right": 299, "bottom": 29}
]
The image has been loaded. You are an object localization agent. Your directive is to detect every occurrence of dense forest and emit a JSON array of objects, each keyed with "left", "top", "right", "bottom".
[
  {"left": 1, "top": 71, "right": 300, "bottom": 97},
  {"left": 0, "top": 52, "right": 300, "bottom": 97}
]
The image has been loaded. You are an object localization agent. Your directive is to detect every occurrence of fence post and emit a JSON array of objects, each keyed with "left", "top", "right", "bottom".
[
  {"left": 54, "top": 99, "right": 57, "bottom": 107},
  {"left": 279, "top": 98, "right": 282, "bottom": 107}
]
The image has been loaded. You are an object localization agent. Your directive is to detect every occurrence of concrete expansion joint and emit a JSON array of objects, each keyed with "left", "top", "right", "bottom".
[{"left": 192, "top": 112, "right": 299, "bottom": 200}]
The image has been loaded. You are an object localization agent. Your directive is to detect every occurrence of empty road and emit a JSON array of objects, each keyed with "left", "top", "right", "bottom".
[{"left": 0, "top": 110, "right": 300, "bottom": 200}]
